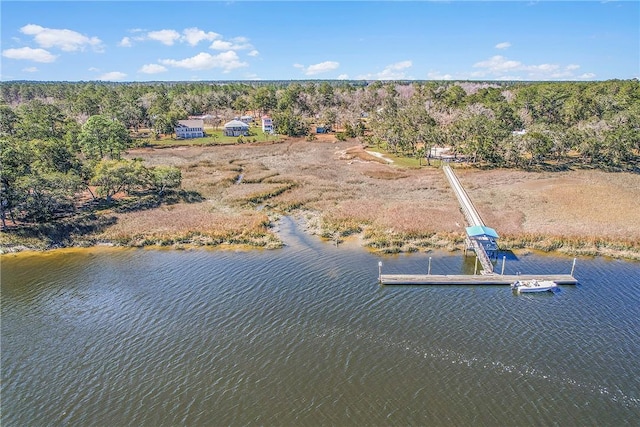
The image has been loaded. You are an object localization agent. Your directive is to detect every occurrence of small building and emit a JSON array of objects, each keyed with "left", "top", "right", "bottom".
[
  {"left": 465, "top": 225, "right": 499, "bottom": 253},
  {"left": 240, "top": 115, "right": 253, "bottom": 124},
  {"left": 175, "top": 119, "right": 204, "bottom": 139},
  {"left": 224, "top": 120, "right": 250, "bottom": 137},
  {"left": 261, "top": 115, "right": 273, "bottom": 133},
  {"left": 316, "top": 126, "right": 330, "bottom": 134}
]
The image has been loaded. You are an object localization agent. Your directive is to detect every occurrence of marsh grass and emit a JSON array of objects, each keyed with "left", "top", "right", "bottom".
[
  {"left": 97, "top": 202, "right": 280, "bottom": 249},
  {"left": 7, "top": 139, "right": 639, "bottom": 259}
]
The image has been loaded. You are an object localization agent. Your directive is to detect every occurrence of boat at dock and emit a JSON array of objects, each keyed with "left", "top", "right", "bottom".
[{"left": 511, "top": 279, "right": 558, "bottom": 294}]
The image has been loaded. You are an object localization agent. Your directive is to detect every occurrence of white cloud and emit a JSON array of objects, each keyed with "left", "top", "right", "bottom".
[
  {"left": 147, "top": 29, "right": 181, "bottom": 46},
  {"left": 337, "top": 74, "right": 349, "bottom": 80},
  {"left": 182, "top": 27, "right": 220, "bottom": 46},
  {"left": 210, "top": 40, "right": 235, "bottom": 50},
  {"left": 579, "top": 73, "right": 596, "bottom": 79},
  {"left": 20, "top": 24, "right": 103, "bottom": 52},
  {"left": 23, "top": 66, "right": 38, "bottom": 73},
  {"left": 119, "top": 37, "right": 133, "bottom": 47},
  {"left": 293, "top": 61, "right": 341, "bottom": 76},
  {"left": 358, "top": 60, "right": 413, "bottom": 80},
  {"left": 139, "top": 64, "right": 168, "bottom": 74},
  {"left": 305, "top": 61, "right": 340, "bottom": 76},
  {"left": 98, "top": 71, "right": 127, "bottom": 81},
  {"left": 427, "top": 71, "right": 452, "bottom": 80},
  {"left": 209, "top": 37, "right": 253, "bottom": 51},
  {"left": 136, "top": 28, "right": 256, "bottom": 53},
  {"left": 2, "top": 47, "right": 57, "bottom": 63},
  {"left": 159, "top": 51, "right": 248, "bottom": 73},
  {"left": 495, "top": 42, "right": 511, "bottom": 49},
  {"left": 474, "top": 55, "right": 522, "bottom": 72},
  {"left": 472, "top": 54, "right": 590, "bottom": 80},
  {"left": 88, "top": 67, "right": 100, "bottom": 72}
]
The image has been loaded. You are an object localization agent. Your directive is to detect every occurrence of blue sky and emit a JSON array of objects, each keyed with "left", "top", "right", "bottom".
[{"left": 1, "top": 1, "right": 638, "bottom": 82}]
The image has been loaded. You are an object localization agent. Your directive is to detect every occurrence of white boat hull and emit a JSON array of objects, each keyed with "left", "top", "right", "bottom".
[{"left": 511, "top": 279, "right": 558, "bottom": 294}]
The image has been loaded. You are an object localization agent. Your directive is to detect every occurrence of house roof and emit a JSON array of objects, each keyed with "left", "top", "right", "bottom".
[
  {"left": 466, "top": 225, "right": 499, "bottom": 239},
  {"left": 177, "top": 119, "right": 204, "bottom": 128},
  {"left": 224, "top": 120, "right": 249, "bottom": 128}
]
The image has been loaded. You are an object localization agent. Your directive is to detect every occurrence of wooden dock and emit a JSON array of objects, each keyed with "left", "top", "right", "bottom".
[
  {"left": 443, "top": 165, "right": 495, "bottom": 273},
  {"left": 380, "top": 274, "right": 578, "bottom": 286},
  {"left": 378, "top": 166, "right": 580, "bottom": 287}
]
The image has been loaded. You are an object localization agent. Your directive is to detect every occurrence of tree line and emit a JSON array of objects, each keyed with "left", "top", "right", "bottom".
[
  {"left": 0, "top": 97, "right": 181, "bottom": 227},
  {"left": 1, "top": 79, "right": 638, "bottom": 226}
]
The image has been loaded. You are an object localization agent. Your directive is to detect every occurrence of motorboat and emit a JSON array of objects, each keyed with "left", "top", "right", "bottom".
[{"left": 511, "top": 279, "right": 558, "bottom": 294}]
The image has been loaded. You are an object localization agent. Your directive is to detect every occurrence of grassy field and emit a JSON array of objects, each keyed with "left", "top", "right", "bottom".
[
  {"left": 133, "top": 126, "right": 282, "bottom": 148},
  {"left": 3, "top": 137, "right": 640, "bottom": 259}
]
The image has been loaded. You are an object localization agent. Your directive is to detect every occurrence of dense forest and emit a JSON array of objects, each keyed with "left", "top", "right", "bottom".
[{"left": 1, "top": 79, "right": 639, "bottom": 227}]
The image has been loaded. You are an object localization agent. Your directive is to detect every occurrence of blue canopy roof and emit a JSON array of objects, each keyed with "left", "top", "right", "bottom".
[{"left": 466, "top": 225, "right": 499, "bottom": 239}]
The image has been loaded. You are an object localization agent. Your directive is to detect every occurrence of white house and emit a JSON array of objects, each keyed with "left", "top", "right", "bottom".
[
  {"left": 240, "top": 115, "right": 253, "bottom": 124},
  {"left": 175, "top": 119, "right": 204, "bottom": 139},
  {"left": 223, "top": 120, "right": 250, "bottom": 137},
  {"left": 261, "top": 115, "right": 273, "bottom": 133}
]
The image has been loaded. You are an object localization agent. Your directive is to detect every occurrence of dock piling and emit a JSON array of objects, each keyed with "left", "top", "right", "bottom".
[
  {"left": 378, "top": 261, "right": 382, "bottom": 282},
  {"left": 501, "top": 255, "right": 506, "bottom": 275},
  {"left": 571, "top": 258, "right": 576, "bottom": 276},
  {"left": 474, "top": 257, "right": 478, "bottom": 275},
  {"left": 428, "top": 257, "right": 432, "bottom": 275}
]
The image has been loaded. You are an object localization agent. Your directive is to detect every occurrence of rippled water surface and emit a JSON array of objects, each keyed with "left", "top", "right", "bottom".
[{"left": 2, "top": 218, "right": 640, "bottom": 426}]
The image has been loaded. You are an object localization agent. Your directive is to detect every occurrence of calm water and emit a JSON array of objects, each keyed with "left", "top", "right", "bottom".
[{"left": 2, "top": 217, "right": 639, "bottom": 426}]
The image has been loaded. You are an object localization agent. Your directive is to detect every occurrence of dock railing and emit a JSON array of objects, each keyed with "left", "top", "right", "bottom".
[{"left": 443, "top": 165, "right": 493, "bottom": 274}]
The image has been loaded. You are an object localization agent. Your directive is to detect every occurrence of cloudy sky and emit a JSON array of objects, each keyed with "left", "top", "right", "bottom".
[{"left": 1, "top": 1, "right": 638, "bottom": 82}]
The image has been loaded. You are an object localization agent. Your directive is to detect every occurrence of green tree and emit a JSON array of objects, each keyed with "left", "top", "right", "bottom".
[
  {"left": 79, "top": 115, "right": 131, "bottom": 159},
  {"left": 521, "top": 130, "right": 553, "bottom": 167},
  {"left": 251, "top": 86, "right": 277, "bottom": 117},
  {"left": 0, "top": 105, "right": 18, "bottom": 137},
  {"left": 449, "top": 113, "right": 507, "bottom": 164},
  {"left": 91, "top": 159, "right": 150, "bottom": 204},
  {"left": 273, "top": 111, "right": 308, "bottom": 136},
  {"left": 15, "top": 171, "right": 82, "bottom": 222},
  {"left": 0, "top": 138, "right": 32, "bottom": 227},
  {"left": 15, "top": 100, "right": 68, "bottom": 140},
  {"left": 151, "top": 166, "right": 182, "bottom": 195}
]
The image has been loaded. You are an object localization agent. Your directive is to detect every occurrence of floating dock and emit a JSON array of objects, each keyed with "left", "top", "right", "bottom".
[{"left": 380, "top": 273, "right": 578, "bottom": 286}]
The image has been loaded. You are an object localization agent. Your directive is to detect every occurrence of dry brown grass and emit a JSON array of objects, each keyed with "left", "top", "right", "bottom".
[
  {"left": 455, "top": 167, "right": 640, "bottom": 259},
  {"left": 13, "top": 139, "right": 635, "bottom": 258},
  {"left": 97, "top": 202, "right": 279, "bottom": 248}
]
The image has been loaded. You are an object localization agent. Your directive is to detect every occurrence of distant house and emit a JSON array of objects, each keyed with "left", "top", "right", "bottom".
[
  {"left": 240, "top": 115, "right": 253, "bottom": 124},
  {"left": 224, "top": 120, "right": 250, "bottom": 137},
  {"left": 175, "top": 119, "right": 204, "bottom": 139},
  {"left": 261, "top": 115, "right": 273, "bottom": 133}
]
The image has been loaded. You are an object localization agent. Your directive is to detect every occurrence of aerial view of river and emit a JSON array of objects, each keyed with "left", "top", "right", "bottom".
[{"left": 2, "top": 217, "right": 639, "bottom": 426}]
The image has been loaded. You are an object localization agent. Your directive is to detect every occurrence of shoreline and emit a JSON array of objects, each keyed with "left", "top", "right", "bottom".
[{"left": 2, "top": 220, "right": 639, "bottom": 261}]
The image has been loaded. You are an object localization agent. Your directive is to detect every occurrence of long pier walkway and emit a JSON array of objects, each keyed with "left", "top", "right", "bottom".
[
  {"left": 443, "top": 165, "right": 494, "bottom": 273},
  {"left": 443, "top": 165, "right": 484, "bottom": 228}
]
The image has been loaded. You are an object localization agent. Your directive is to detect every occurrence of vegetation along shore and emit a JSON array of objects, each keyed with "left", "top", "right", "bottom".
[{"left": 1, "top": 80, "right": 639, "bottom": 259}]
